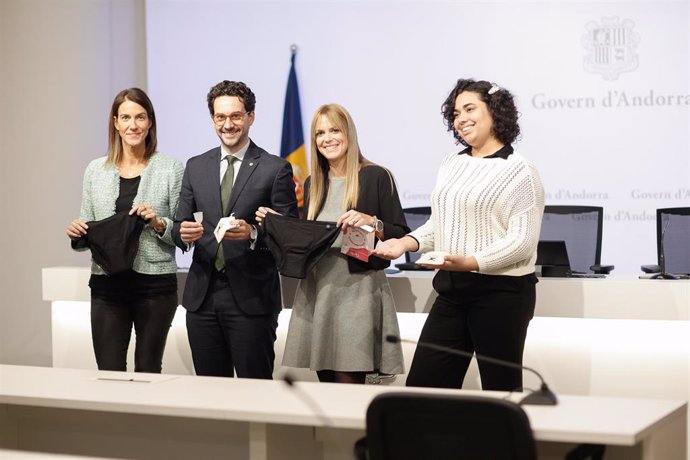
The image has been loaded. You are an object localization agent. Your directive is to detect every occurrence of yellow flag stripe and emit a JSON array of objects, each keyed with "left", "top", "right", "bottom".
[{"left": 286, "top": 145, "right": 308, "bottom": 182}]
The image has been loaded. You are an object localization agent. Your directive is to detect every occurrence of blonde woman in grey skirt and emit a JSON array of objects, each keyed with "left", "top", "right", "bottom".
[{"left": 256, "top": 104, "right": 408, "bottom": 384}]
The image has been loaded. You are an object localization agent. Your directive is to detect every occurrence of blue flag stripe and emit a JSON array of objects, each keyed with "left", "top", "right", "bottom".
[{"left": 280, "top": 54, "right": 304, "bottom": 158}]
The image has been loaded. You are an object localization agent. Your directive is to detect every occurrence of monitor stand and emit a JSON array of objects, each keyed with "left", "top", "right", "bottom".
[{"left": 540, "top": 265, "right": 570, "bottom": 277}]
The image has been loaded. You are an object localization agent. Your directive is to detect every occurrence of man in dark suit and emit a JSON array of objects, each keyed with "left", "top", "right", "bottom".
[{"left": 173, "top": 80, "right": 298, "bottom": 378}]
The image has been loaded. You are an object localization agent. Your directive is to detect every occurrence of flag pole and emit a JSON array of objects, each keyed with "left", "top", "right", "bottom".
[{"left": 280, "top": 44, "right": 308, "bottom": 210}]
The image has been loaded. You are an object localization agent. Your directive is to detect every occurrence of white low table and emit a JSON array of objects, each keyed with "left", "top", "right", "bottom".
[
  {"left": 41, "top": 267, "right": 690, "bottom": 319},
  {"left": 0, "top": 365, "right": 686, "bottom": 460}
]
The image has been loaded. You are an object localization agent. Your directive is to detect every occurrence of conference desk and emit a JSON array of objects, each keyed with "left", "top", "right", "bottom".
[
  {"left": 294, "top": 269, "right": 690, "bottom": 319},
  {"left": 0, "top": 365, "right": 686, "bottom": 460},
  {"left": 42, "top": 267, "right": 690, "bottom": 320}
]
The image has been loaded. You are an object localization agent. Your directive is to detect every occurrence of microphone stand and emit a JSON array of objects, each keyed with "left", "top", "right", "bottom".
[
  {"left": 387, "top": 335, "right": 558, "bottom": 406},
  {"left": 281, "top": 373, "right": 361, "bottom": 457}
]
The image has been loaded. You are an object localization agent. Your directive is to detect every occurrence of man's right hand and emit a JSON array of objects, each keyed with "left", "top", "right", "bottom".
[{"left": 180, "top": 220, "right": 204, "bottom": 243}]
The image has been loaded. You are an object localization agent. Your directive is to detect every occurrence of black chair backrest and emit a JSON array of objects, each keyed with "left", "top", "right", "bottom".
[
  {"left": 402, "top": 207, "right": 431, "bottom": 264},
  {"left": 365, "top": 392, "right": 537, "bottom": 460},
  {"left": 539, "top": 205, "right": 603, "bottom": 274},
  {"left": 536, "top": 240, "right": 571, "bottom": 276},
  {"left": 657, "top": 207, "right": 690, "bottom": 275}
]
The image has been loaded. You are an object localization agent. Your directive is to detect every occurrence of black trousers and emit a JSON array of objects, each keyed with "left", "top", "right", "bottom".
[
  {"left": 91, "top": 289, "right": 178, "bottom": 373},
  {"left": 186, "top": 270, "right": 278, "bottom": 379},
  {"left": 406, "top": 271, "right": 536, "bottom": 391}
]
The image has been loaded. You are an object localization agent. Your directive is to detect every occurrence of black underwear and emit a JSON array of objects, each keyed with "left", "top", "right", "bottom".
[
  {"left": 262, "top": 213, "right": 341, "bottom": 279},
  {"left": 84, "top": 211, "right": 146, "bottom": 275}
]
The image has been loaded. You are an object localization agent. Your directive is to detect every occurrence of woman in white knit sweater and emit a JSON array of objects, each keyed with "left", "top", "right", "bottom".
[{"left": 374, "top": 79, "right": 544, "bottom": 391}]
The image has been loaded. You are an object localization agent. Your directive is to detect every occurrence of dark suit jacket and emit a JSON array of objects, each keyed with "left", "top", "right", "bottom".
[
  {"left": 173, "top": 141, "right": 298, "bottom": 314},
  {"left": 303, "top": 164, "right": 410, "bottom": 272}
]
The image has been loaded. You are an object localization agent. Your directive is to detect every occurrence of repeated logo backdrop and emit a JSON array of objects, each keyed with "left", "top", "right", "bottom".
[{"left": 147, "top": 1, "right": 689, "bottom": 274}]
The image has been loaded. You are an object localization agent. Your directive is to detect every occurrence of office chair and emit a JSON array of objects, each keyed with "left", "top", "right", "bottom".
[
  {"left": 395, "top": 207, "right": 432, "bottom": 271},
  {"left": 357, "top": 392, "right": 537, "bottom": 460},
  {"left": 641, "top": 207, "right": 690, "bottom": 277},
  {"left": 536, "top": 240, "right": 571, "bottom": 277},
  {"left": 539, "top": 205, "right": 614, "bottom": 274}
]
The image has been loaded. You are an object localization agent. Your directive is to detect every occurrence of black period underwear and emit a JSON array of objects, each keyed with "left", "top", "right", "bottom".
[
  {"left": 84, "top": 211, "right": 146, "bottom": 275},
  {"left": 262, "top": 213, "right": 341, "bottom": 279}
]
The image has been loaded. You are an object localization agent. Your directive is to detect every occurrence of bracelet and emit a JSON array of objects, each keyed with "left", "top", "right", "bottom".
[{"left": 405, "top": 234, "right": 420, "bottom": 252}]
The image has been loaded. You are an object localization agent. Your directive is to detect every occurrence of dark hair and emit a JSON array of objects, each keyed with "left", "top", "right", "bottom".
[
  {"left": 441, "top": 79, "right": 520, "bottom": 146},
  {"left": 107, "top": 87, "right": 157, "bottom": 164},
  {"left": 207, "top": 80, "right": 256, "bottom": 115}
]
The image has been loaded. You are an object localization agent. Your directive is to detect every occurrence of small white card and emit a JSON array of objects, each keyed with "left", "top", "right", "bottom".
[
  {"left": 214, "top": 214, "right": 238, "bottom": 242},
  {"left": 417, "top": 251, "right": 449, "bottom": 266},
  {"left": 341, "top": 225, "right": 375, "bottom": 262}
]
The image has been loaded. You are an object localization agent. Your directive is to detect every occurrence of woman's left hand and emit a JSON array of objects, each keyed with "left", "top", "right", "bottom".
[
  {"left": 131, "top": 203, "right": 165, "bottom": 233},
  {"left": 337, "top": 210, "right": 374, "bottom": 232}
]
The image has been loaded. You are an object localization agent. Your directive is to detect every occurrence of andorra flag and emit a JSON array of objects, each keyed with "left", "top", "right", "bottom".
[{"left": 280, "top": 47, "right": 308, "bottom": 209}]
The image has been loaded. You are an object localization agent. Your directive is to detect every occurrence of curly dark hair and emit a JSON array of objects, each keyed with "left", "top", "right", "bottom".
[
  {"left": 441, "top": 79, "right": 520, "bottom": 147},
  {"left": 206, "top": 80, "right": 256, "bottom": 115}
]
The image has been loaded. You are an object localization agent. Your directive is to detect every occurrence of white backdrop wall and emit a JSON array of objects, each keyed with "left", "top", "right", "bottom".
[
  {"left": 0, "top": 0, "right": 687, "bottom": 367},
  {"left": 147, "top": 0, "right": 690, "bottom": 274},
  {"left": 0, "top": 0, "right": 147, "bottom": 366}
]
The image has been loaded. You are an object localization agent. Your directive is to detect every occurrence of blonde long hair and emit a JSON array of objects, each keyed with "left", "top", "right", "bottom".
[{"left": 307, "top": 104, "right": 372, "bottom": 220}]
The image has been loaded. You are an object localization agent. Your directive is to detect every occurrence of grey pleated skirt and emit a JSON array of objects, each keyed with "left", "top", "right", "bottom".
[{"left": 282, "top": 249, "right": 404, "bottom": 375}]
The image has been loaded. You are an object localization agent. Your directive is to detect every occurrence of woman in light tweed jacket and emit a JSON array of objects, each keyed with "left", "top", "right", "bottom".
[{"left": 66, "top": 88, "right": 183, "bottom": 373}]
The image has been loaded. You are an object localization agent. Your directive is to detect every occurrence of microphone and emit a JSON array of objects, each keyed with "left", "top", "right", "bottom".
[
  {"left": 281, "top": 372, "right": 360, "bottom": 458},
  {"left": 282, "top": 373, "right": 335, "bottom": 427},
  {"left": 386, "top": 335, "right": 558, "bottom": 406},
  {"left": 651, "top": 216, "right": 681, "bottom": 280}
]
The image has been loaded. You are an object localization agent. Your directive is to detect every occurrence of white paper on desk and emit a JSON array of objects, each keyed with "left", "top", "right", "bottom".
[
  {"left": 214, "top": 214, "right": 238, "bottom": 242},
  {"left": 341, "top": 225, "right": 375, "bottom": 262},
  {"left": 417, "top": 251, "right": 450, "bottom": 266},
  {"left": 93, "top": 372, "right": 180, "bottom": 384}
]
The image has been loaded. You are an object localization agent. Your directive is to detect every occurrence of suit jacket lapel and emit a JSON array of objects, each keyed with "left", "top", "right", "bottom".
[
  {"left": 207, "top": 148, "right": 225, "bottom": 219},
  {"left": 226, "top": 141, "right": 261, "bottom": 213}
]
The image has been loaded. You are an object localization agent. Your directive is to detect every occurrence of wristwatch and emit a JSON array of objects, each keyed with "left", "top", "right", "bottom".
[{"left": 373, "top": 216, "right": 384, "bottom": 234}]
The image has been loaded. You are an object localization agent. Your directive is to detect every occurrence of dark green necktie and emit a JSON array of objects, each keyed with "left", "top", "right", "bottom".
[{"left": 215, "top": 156, "right": 236, "bottom": 271}]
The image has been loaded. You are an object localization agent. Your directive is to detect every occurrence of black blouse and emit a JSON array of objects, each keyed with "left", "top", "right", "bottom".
[{"left": 90, "top": 175, "right": 176, "bottom": 296}]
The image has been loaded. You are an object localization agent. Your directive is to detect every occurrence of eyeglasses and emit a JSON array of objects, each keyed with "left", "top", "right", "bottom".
[{"left": 213, "top": 111, "right": 247, "bottom": 125}]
